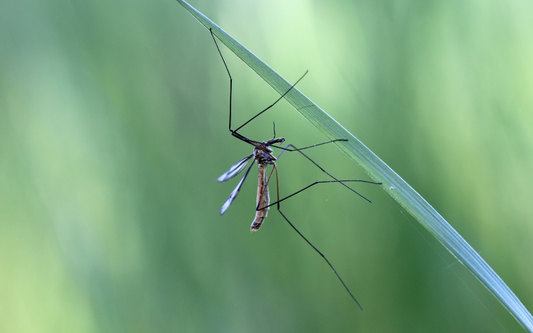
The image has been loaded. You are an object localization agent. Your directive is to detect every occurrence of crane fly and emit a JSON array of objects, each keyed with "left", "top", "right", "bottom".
[
  {"left": 218, "top": 136, "right": 284, "bottom": 232},
  {"left": 211, "top": 28, "right": 381, "bottom": 311}
]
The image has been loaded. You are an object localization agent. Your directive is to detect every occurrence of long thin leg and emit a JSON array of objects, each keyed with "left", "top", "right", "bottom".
[
  {"left": 233, "top": 71, "right": 308, "bottom": 133},
  {"left": 283, "top": 143, "right": 381, "bottom": 202},
  {"left": 271, "top": 163, "right": 364, "bottom": 311},
  {"left": 271, "top": 139, "right": 348, "bottom": 151},
  {"left": 261, "top": 179, "right": 379, "bottom": 210},
  {"left": 277, "top": 210, "right": 364, "bottom": 311},
  {"left": 209, "top": 29, "right": 308, "bottom": 135},
  {"left": 261, "top": 142, "right": 380, "bottom": 208},
  {"left": 210, "top": 29, "right": 233, "bottom": 132}
]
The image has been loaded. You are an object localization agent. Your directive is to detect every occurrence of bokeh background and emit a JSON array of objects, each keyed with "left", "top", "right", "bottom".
[{"left": 1, "top": 0, "right": 533, "bottom": 332}]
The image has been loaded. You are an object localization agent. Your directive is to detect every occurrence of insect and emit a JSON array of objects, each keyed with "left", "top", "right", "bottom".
[{"left": 211, "top": 28, "right": 381, "bottom": 311}]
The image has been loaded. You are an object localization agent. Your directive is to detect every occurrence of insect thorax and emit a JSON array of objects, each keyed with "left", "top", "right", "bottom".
[
  {"left": 265, "top": 137, "right": 285, "bottom": 146},
  {"left": 253, "top": 146, "right": 276, "bottom": 165}
]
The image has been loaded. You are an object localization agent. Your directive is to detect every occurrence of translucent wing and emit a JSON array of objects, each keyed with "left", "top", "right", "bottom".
[
  {"left": 220, "top": 159, "right": 255, "bottom": 215},
  {"left": 217, "top": 154, "right": 253, "bottom": 182}
]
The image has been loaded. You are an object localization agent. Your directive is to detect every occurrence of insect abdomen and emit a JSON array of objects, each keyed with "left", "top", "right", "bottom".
[{"left": 251, "top": 164, "right": 269, "bottom": 232}]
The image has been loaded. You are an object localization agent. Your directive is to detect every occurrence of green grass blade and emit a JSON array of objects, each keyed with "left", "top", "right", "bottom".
[{"left": 177, "top": 0, "right": 533, "bottom": 330}]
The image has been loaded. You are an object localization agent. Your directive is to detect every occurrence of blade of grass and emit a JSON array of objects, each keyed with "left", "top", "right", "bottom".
[{"left": 177, "top": 0, "right": 533, "bottom": 331}]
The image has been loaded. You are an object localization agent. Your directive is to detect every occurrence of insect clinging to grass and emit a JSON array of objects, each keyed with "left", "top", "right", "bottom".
[{"left": 211, "top": 28, "right": 381, "bottom": 311}]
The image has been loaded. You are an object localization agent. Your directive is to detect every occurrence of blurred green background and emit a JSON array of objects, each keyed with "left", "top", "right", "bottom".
[{"left": 1, "top": 0, "right": 533, "bottom": 332}]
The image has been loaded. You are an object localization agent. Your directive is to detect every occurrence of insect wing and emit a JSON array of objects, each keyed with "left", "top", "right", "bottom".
[
  {"left": 220, "top": 159, "right": 255, "bottom": 215},
  {"left": 217, "top": 154, "right": 253, "bottom": 182}
]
